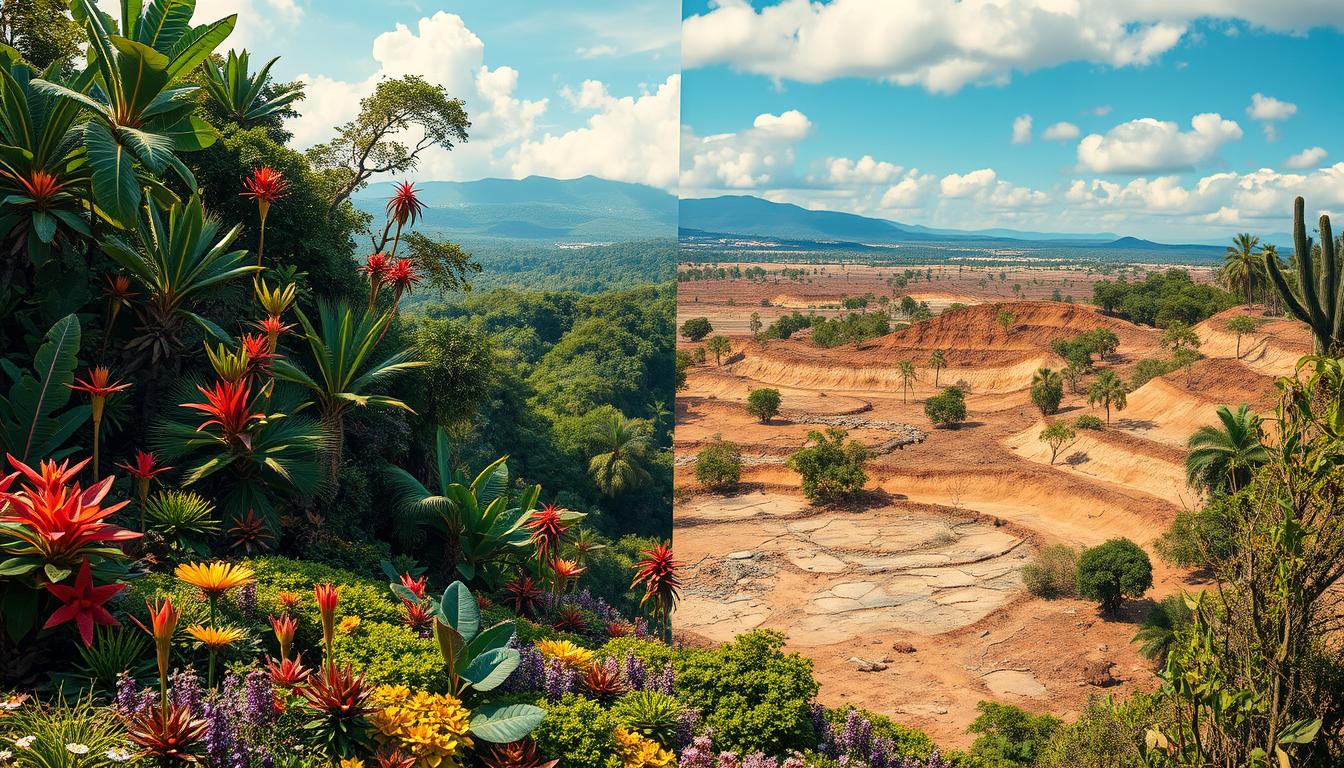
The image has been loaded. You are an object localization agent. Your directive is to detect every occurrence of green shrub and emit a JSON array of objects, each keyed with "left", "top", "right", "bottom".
[
  {"left": 785, "top": 428, "right": 871, "bottom": 503},
  {"left": 1077, "top": 539, "right": 1153, "bottom": 610},
  {"left": 1129, "top": 357, "right": 1180, "bottom": 389},
  {"left": 610, "top": 690, "right": 684, "bottom": 747},
  {"left": 532, "top": 693, "right": 621, "bottom": 768},
  {"left": 695, "top": 437, "right": 742, "bottom": 490},
  {"left": 332, "top": 620, "right": 446, "bottom": 691},
  {"left": 1154, "top": 491, "right": 1243, "bottom": 569},
  {"left": 681, "top": 317, "right": 713, "bottom": 341},
  {"left": 1022, "top": 544, "right": 1080, "bottom": 598},
  {"left": 746, "top": 388, "right": 782, "bottom": 423},
  {"left": 1036, "top": 692, "right": 1164, "bottom": 768},
  {"left": 675, "top": 629, "right": 819, "bottom": 754},
  {"left": 820, "top": 706, "right": 935, "bottom": 761},
  {"left": 968, "top": 701, "right": 1062, "bottom": 766},
  {"left": 925, "top": 386, "right": 967, "bottom": 427},
  {"left": 1030, "top": 379, "right": 1064, "bottom": 416},
  {"left": 1074, "top": 414, "right": 1104, "bottom": 431}
]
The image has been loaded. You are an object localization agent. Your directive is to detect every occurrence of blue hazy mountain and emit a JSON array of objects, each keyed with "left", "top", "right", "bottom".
[
  {"left": 352, "top": 176, "right": 677, "bottom": 242},
  {"left": 679, "top": 195, "right": 1227, "bottom": 257}
]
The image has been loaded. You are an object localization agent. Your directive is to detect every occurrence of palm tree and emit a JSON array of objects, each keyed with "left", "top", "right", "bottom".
[
  {"left": 1221, "top": 233, "right": 1260, "bottom": 304},
  {"left": 274, "top": 300, "right": 426, "bottom": 479},
  {"left": 928, "top": 350, "right": 947, "bottom": 387},
  {"left": 1185, "top": 404, "right": 1270, "bottom": 494},
  {"left": 1133, "top": 594, "right": 1192, "bottom": 663},
  {"left": 587, "top": 412, "right": 651, "bottom": 496},
  {"left": 1087, "top": 370, "right": 1128, "bottom": 424},
  {"left": 898, "top": 360, "right": 917, "bottom": 403},
  {"left": 1031, "top": 367, "right": 1063, "bottom": 391}
]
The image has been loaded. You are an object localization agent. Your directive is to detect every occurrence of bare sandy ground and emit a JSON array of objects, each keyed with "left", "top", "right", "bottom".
[{"left": 674, "top": 272, "right": 1305, "bottom": 748}]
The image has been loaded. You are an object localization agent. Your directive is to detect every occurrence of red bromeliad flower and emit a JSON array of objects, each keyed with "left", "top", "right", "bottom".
[
  {"left": 241, "top": 167, "right": 288, "bottom": 215},
  {"left": 116, "top": 450, "right": 174, "bottom": 503},
  {"left": 240, "top": 332, "right": 280, "bottom": 376},
  {"left": 386, "top": 181, "right": 425, "bottom": 228},
  {"left": 299, "top": 663, "right": 370, "bottom": 722},
  {"left": 126, "top": 703, "right": 209, "bottom": 762},
  {"left": 6, "top": 168, "right": 67, "bottom": 208},
  {"left": 551, "top": 604, "right": 586, "bottom": 633},
  {"left": 502, "top": 576, "right": 544, "bottom": 616},
  {"left": 228, "top": 510, "right": 274, "bottom": 554},
  {"left": 104, "top": 274, "right": 138, "bottom": 302},
  {"left": 277, "top": 591, "right": 303, "bottom": 612},
  {"left": 631, "top": 541, "right": 682, "bottom": 614},
  {"left": 374, "top": 748, "right": 418, "bottom": 768},
  {"left": 402, "top": 601, "right": 433, "bottom": 633},
  {"left": 524, "top": 504, "right": 568, "bottom": 565},
  {"left": 132, "top": 597, "right": 180, "bottom": 697},
  {"left": 605, "top": 621, "right": 631, "bottom": 638},
  {"left": 0, "top": 454, "right": 140, "bottom": 565},
  {"left": 361, "top": 253, "right": 391, "bottom": 308},
  {"left": 67, "top": 367, "right": 132, "bottom": 423},
  {"left": 269, "top": 614, "right": 298, "bottom": 660},
  {"left": 181, "top": 379, "right": 265, "bottom": 449},
  {"left": 386, "top": 258, "right": 421, "bottom": 299},
  {"left": 551, "top": 558, "right": 585, "bottom": 594},
  {"left": 268, "top": 652, "right": 312, "bottom": 690},
  {"left": 42, "top": 558, "right": 127, "bottom": 646},
  {"left": 481, "top": 740, "right": 559, "bottom": 768},
  {"left": 398, "top": 572, "right": 428, "bottom": 600},
  {"left": 314, "top": 583, "right": 339, "bottom": 657},
  {"left": 252, "top": 315, "right": 295, "bottom": 352}
]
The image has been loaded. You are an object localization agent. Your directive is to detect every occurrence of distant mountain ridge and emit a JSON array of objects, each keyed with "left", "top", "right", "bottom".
[
  {"left": 679, "top": 194, "right": 1229, "bottom": 254},
  {"left": 352, "top": 175, "right": 677, "bottom": 242}
]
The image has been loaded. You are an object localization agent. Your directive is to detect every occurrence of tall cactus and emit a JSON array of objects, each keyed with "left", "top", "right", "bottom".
[{"left": 1265, "top": 196, "right": 1341, "bottom": 353}]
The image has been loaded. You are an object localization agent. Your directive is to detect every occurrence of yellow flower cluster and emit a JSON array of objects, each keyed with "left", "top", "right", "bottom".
[
  {"left": 368, "top": 685, "right": 474, "bottom": 768},
  {"left": 613, "top": 728, "right": 676, "bottom": 768},
  {"left": 534, "top": 639, "right": 594, "bottom": 670},
  {"left": 338, "top": 615, "right": 362, "bottom": 633}
]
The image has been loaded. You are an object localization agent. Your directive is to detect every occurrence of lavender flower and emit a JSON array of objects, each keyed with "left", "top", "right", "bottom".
[
  {"left": 203, "top": 697, "right": 237, "bottom": 765},
  {"left": 654, "top": 661, "right": 675, "bottom": 695},
  {"left": 675, "top": 708, "right": 702, "bottom": 751},
  {"left": 169, "top": 667, "right": 203, "bottom": 714},
  {"left": 242, "top": 669, "right": 274, "bottom": 727},
  {"left": 113, "top": 674, "right": 154, "bottom": 718},
  {"left": 542, "top": 658, "right": 575, "bottom": 701},
  {"left": 622, "top": 654, "right": 646, "bottom": 690},
  {"left": 234, "top": 583, "right": 258, "bottom": 620},
  {"left": 505, "top": 644, "right": 545, "bottom": 693},
  {"left": 678, "top": 735, "right": 714, "bottom": 768}
]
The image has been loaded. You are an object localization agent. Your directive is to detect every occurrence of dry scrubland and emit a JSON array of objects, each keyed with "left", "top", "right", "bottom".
[{"left": 673, "top": 264, "right": 1306, "bottom": 749}]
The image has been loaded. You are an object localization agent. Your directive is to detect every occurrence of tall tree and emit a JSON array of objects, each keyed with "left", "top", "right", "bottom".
[
  {"left": 898, "top": 360, "right": 917, "bottom": 403},
  {"left": 1087, "top": 370, "right": 1128, "bottom": 424},
  {"left": 1221, "top": 233, "right": 1261, "bottom": 304},
  {"left": 587, "top": 412, "right": 651, "bottom": 497},
  {"left": 308, "top": 75, "right": 470, "bottom": 212},
  {"left": 928, "top": 349, "right": 946, "bottom": 387}
]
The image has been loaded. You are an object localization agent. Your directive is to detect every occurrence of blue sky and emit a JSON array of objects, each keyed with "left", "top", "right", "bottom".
[
  {"left": 680, "top": 0, "right": 1344, "bottom": 242},
  {"left": 169, "top": 0, "right": 681, "bottom": 188}
]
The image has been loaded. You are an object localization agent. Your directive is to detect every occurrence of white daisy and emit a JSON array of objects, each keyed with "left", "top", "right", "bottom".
[
  {"left": 13, "top": 736, "right": 34, "bottom": 749},
  {"left": 105, "top": 747, "right": 133, "bottom": 761},
  {"left": 65, "top": 742, "right": 90, "bottom": 754}
]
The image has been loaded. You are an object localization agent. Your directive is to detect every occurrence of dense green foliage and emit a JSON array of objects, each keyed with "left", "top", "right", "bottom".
[
  {"left": 1077, "top": 538, "right": 1153, "bottom": 610},
  {"left": 694, "top": 436, "right": 742, "bottom": 490},
  {"left": 925, "top": 386, "right": 968, "bottom": 427},
  {"left": 747, "top": 387, "right": 783, "bottom": 422},
  {"left": 1092, "top": 269, "right": 1237, "bottom": 327},
  {"left": 810, "top": 311, "right": 891, "bottom": 347},
  {"left": 968, "top": 701, "right": 1062, "bottom": 766},
  {"left": 785, "top": 428, "right": 871, "bottom": 503}
]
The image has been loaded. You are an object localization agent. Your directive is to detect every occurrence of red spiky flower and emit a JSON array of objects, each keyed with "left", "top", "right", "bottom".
[
  {"left": 5, "top": 168, "right": 67, "bottom": 208},
  {"left": 252, "top": 315, "right": 295, "bottom": 352},
  {"left": 402, "top": 601, "right": 434, "bottom": 634},
  {"left": 228, "top": 510, "right": 274, "bottom": 554},
  {"left": 42, "top": 557, "right": 127, "bottom": 646},
  {"left": 0, "top": 454, "right": 140, "bottom": 565},
  {"left": 631, "top": 541, "right": 681, "bottom": 638},
  {"left": 481, "top": 740, "right": 559, "bottom": 768},
  {"left": 579, "top": 664, "right": 626, "bottom": 703},
  {"left": 103, "top": 274, "right": 138, "bottom": 330},
  {"left": 68, "top": 366, "right": 131, "bottom": 424},
  {"left": 241, "top": 167, "right": 288, "bottom": 209},
  {"left": 398, "top": 572, "right": 428, "bottom": 601},
  {"left": 116, "top": 449, "right": 174, "bottom": 505},
  {"left": 268, "top": 652, "right": 312, "bottom": 689},
  {"left": 551, "top": 558, "right": 585, "bottom": 594},
  {"left": 314, "top": 583, "right": 339, "bottom": 659},
  {"left": 126, "top": 703, "right": 209, "bottom": 762},
  {"left": 551, "top": 604, "right": 586, "bottom": 633},
  {"left": 181, "top": 379, "right": 265, "bottom": 449},
  {"left": 524, "top": 504, "right": 568, "bottom": 566},
  {"left": 374, "top": 748, "right": 418, "bottom": 768},
  {"left": 362, "top": 253, "right": 391, "bottom": 308},
  {"left": 240, "top": 333, "right": 280, "bottom": 377},
  {"left": 298, "top": 663, "right": 371, "bottom": 733},
  {"left": 386, "top": 258, "right": 421, "bottom": 300},
  {"left": 502, "top": 576, "right": 544, "bottom": 617},
  {"left": 386, "top": 181, "right": 425, "bottom": 228}
]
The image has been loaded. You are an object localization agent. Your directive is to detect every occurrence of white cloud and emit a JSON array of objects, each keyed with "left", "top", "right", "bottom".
[
  {"left": 682, "top": 0, "right": 1344, "bottom": 92},
  {"left": 680, "top": 110, "right": 813, "bottom": 193},
  {"left": 513, "top": 75, "right": 680, "bottom": 188},
  {"left": 1065, "top": 164, "right": 1344, "bottom": 223},
  {"left": 823, "top": 155, "right": 903, "bottom": 185},
  {"left": 1090, "top": 105, "right": 1114, "bottom": 116},
  {"left": 1076, "top": 113, "right": 1243, "bottom": 173},
  {"left": 1042, "top": 121, "right": 1080, "bottom": 141},
  {"left": 1012, "top": 115, "right": 1033, "bottom": 144},
  {"left": 879, "top": 170, "right": 936, "bottom": 209},
  {"left": 940, "top": 168, "right": 998, "bottom": 198},
  {"left": 99, "top": 0, "right": 302, "bottom": 50},
  {"left": 576, "top": 45, "right": 618, "bottom": 58},
  {"left": 283, "top": 11, "right": 676, "bottom": 188},
  {"left": 1247, "top": 92, "right": 1297, "bottom": 121},
  {"left": 1285, "top": 146, "right": 1327, "bottom": 169},
  {"left": 1247, "top": 92, "right": 1297, "bottom": 141}
]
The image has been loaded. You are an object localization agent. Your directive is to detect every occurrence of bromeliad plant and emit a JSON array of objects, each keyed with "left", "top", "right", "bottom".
[
  {"left": 200, "top": 50, "right": 303, "bottom": 128},
  {"left": 389, "top": 578, "right": 546, "bottom": 746}
]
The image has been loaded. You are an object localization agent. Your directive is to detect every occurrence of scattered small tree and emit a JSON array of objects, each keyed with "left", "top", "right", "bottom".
[
  {"left": 1076, "top": 538, "right": 1152, "bottom": 611},
  {"left": 898, "top": 360, "right": 918, "bottom": 403},
  {"left": 1030, "top": 368, "right": 1065, "bottom": 415},
  {"left": 785, "top": 428, "right": 871, "bottom": 503},
  {"left": 1225, "top": 315, "right": 1260, "bottom": 358},
  {"left": 928, "top": 349, "right": 947, "bottom": 386},
  {"left": 746, "top": 388, "right": 782, "bottom": 423},
  {"left": 681, "top": 317, "right": 713, "bottom": 341},
  {"left": 1040, "top": 421, "right": 1077, "bottom": 465},
  {"left": 996, "top": 309, "right": 1017, "bottom": 336},
  {"left": 749, "top": 312, "right": 763, "bottom": 338},
  {"left": 925, "top": 386, "right": 967, "bottom": 427},
  {"left": 706, "top": 335, "right": 731, "bottom": 365},
  {"left": 1087, "top": 370, "right": 1128, "bottom": 424},
  {"left": 695, "top": 436, "right": 742, "bottom": 491},
  {"left": 1074, "top": 414, "right": 1104, "bottom": 431},
  {"left": 693, "top": 346, "right": 707, "bottom": 364}
]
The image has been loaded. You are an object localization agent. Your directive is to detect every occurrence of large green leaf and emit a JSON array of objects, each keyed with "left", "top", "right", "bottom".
[
  {"left": 433, "top": 581, "right": 480, "bottom": 643},
  {"left": 84, "top": 121, "right": 140, "bottom": 225},
  {"left": 460, "top": 647, "right": 518, "bottom": 693},
  {"left": 468, "top": 703, "right": 545, "bottom": 744},
  {"left": 0, "top": 315, "right": 88, "bottom": 462}
]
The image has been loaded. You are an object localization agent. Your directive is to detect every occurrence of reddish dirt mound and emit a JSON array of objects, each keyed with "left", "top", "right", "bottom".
[{"left": 872, "top": 301, "right": 1152, "bottom": 358}]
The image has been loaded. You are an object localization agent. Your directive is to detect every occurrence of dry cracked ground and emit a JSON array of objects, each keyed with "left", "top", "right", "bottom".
[{"left": 673, "top": 263, "right": 1306, "bottom": 748}]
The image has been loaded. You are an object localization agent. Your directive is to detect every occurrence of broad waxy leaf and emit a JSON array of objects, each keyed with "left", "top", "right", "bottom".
[{"left": 468, "top": 703, "right": 545, "bottom": 744}]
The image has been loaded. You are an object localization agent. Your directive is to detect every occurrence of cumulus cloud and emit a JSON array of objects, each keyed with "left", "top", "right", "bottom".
[
  {"left": 1247, "top": 92, "right": 1297, "bottom": 140},
  {"left": 284, "top": 11, "right": 676, "bottom": 188},
  {"left": 1012, "top": 115, "right": 1033, "bottom": 144},
  {"left": 823, "top": 155, "right": 904, "bottom": 185},
  {"left": 513, "top": 75, "right": 680, "bottom": 188},
  {"left": 940, "top": 168, "right": 998, "bottom": 198},
  {"left": 1285, "top": 146, "right": 1327, "bottom": 169},
  {"left": 1076, "top": 113, "right": 1243, "bottom": 173},
  {"left": 879, "top": 171, "right": 936, "bottom": 209},
  {"left": 682, "top": 0, "right": 1344, "bottom": 92},
  {"left": 680, "top": 110, "right": 813, "bottom": 192},
  {"left": 1042, "top": 121, "right": 1080, "bottom": 141}
]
